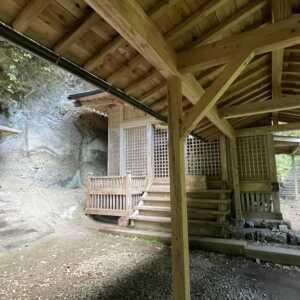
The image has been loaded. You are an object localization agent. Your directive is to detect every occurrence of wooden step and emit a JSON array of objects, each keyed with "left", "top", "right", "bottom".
[
  {"left": 189, "top": 189, "right": 232, "bottom": 194},
  {"left": 188, "top": 208, "right": 230, "bottom": 216},
  {"left": 147, "top": 187, "right": 232, "bottom": 194},
  {"left": 189, "top": 219, "right": 224, "bottom": 227},
  {"left": 131, "top": 215, "right": 171, "bottom": 223},
  {"left": 187, "top": 199, "right": 231, "bottom": 205},
  {"left": 142, "top": 195, "right": 170, "bottom": 202},
  {"left": 136, "top": 205, "right": 170, "bottom": 212},
  {"left": 131, "top": 214, "right": 227, "bottom": 225}
]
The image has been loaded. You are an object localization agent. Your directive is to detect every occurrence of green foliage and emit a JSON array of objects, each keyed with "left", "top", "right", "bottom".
[
  {"left": 0, "top": 39, "right": 79, "bottom": 112},
  {"left": 274, "top": 131, "right": 300, "bottom": 180},
  {"left": 276, "top": 154, "right": 292, "bottom": 180}
]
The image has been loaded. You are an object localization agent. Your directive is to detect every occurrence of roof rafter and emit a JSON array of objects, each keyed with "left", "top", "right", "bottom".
[
  {"left": 185, "top": 0, "right": 268, "bottom": 49},
  {"left": 83, "top": 0, "right": 181, "bottom": 72},
  {"left": 181, "top": 51, "right": 254, "bottom": 136},
  {"left": 179, "top": 15, "right": 300, "bottom": 73},
  {"left": 221, "top": 96, "right": 300, "bottom": 119},
  {"left": 84, "top": 0, "right": 236, "bottom": 139},
  {"left": 12, "top": 0, "right": 53, "bottom": 33},
  {"left": 236, "top": 122, "right": 300, "bottom": 137}
]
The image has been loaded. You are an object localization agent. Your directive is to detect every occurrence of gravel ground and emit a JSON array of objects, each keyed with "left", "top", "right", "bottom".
[{"left": 1, "top": 222, "right": 300, "bottom": 300}]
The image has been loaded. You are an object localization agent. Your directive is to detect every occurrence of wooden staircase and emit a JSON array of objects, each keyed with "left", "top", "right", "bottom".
[{"left": 130, "top": 181, "right": 232, "bottom": 237}]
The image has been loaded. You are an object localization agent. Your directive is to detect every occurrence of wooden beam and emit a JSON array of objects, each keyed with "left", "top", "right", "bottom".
[
  {"left": 84, "top": 36, "right": 123, "bottom": 71},
  {"left": 178, "top": 15, "right": 300, "bottom": 73},
  {"left": 182, "top": 51, "right": 254, "bottom": 136},
  {"left": 54, "top": 12, "right": 102, "bottom": 54},
  {"left": 84, "top": 0, "right": 181, "bottom": 72},
  {"left": 221, "top": 96, "right": 300, "bottom": 119},
  {"left": 167, "top": 76, "right": 190, "bottom": 300},
  {"left": 236, "top": 122, "right": 300, "bottom": 136},
  {"left": 12, "top": 0, "right": 52, "bottom": 33},
  {"left": 166, "top": 0, "right": 230, "bottom": 44},
  {"left": 85, "top": 0, "right": 204, "bottom": 103},
  {"left": 206, "top": 107, "right": 235, "bottom": 140},
  {"left": 85, "top": 0, "right": 235, "bottom": 139},
  {"left": 186, "top": 0, "right": 268, "bottom": 49}
]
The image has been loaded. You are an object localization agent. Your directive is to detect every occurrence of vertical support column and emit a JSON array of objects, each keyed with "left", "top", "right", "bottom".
[
  {"left": 167, "top": 76, "right": 191, "bottom": 300},
  {"left": 292, "top": 154, "right": 298, "bottom": 200},
  {"left": 125, "top": 173, "right": 132, "bottom": 212},
  {"left": 229, "top": 138, "right": 242, "bottom": 221},
  {"left": 267, "top": 134, "right": 280, "bottom": 213},
  {"left": 146, "top": 123, "right": 154, "bottom": 185},
  {"left": 220, "top": 134, "right": 228, "bottom": 189}
]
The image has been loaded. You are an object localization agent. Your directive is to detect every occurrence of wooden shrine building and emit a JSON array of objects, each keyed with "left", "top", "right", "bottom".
[
  {"left": 70, "top": 89, "right": 282, "bottom": 234},
  {"left": 3, "top": 0, "right": 300, "bottom": 298}
]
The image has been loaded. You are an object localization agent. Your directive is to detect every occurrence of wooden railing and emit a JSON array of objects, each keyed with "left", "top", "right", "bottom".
[
  {"left": 240, "top": 181, "right": 281, "bottom": 218},
  {"left": 241, "top": 191, "right": 274, "bottom": 213},
  {"left": 86, "top": 174, "right": 147, "bottom": 217}
]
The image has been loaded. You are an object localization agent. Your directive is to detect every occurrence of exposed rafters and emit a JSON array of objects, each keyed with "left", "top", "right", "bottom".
[
  {"left": 182, "top": 51, "right": 254, "bottom": 136},
  {"left": 54, "top": 12, "right": 105, "bottom": 54},
  {"left": 185, "top": 0, "right": 268, "bottom": 49},
  {"left": 179, "top": 15, "right": 300, "bottom": 73},
  {"left": 236, "top": 122, "right": 300, "bottom": 136},
  {"left": 84, "top": 0, "right": 237, "bottom": 139},
  {"left": 221, "top": 96, "right": 300, "bottom": 119},
  {"left": 12, "top": 0, "right": 53, "bottom": 33}
]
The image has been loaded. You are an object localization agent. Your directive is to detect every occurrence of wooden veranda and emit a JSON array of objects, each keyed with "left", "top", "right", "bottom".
[{"left": 2, "top": 0, "right": 300, "bottom": 299}]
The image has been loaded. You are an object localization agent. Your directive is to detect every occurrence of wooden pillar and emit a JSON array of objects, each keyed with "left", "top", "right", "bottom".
[
  {"left": 267, "top": 134, "right": 280, "bottom": 213},
  {"left": 220, "top": 135, "right": 228, "bottom": 189},
  {"left": 292, "top": 154, "right": 298, "bottom": 200},
  {"left": 167, "top": 76, "right": 191, "bottom": 300},
  {"left": 229, "top": 138, "right": 242, "bottom": 221}
]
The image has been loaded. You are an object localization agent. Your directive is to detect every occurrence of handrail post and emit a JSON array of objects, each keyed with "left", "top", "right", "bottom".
[
  {"left": 86, "top": 173, "right": 93, "bottom": 212},
  {"left": 125, "top": 173, "right": 132, "bottom": 213}
]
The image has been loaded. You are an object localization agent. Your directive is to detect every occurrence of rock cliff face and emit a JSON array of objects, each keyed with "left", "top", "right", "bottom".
[
  {"left": 0, "top": 39, "right": 107, "bottom": 188},
  {"left": 0, "top": 39, "right": 107, "bottom": 249}
]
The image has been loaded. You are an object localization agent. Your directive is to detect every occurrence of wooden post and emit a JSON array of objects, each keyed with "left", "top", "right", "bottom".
[
  {"left": 125, "top": 173, "right": 132, "bottom": 212},
  {"left": 167, "top": 76, "right": 191, "bottom": 300},
  {"left": 292, "top": 154, "right": 298, "bottom": 200},
  {"left": 229, "top": 138, "right": 242, "bottom": 221},
  {"left": 220, "top": 134, "right": 228, "bottom": 189},
  {"left": 267, "top": 134, "right": 281, "bottom": 213}
]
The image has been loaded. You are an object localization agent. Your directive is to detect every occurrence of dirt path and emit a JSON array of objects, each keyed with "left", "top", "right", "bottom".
[{"left": 1, "top": 222, "right": 300, "bottom": 300}]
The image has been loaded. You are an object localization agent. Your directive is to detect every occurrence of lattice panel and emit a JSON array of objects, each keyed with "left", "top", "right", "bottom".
[
  {"left": 123, "top": 126, "right": 147, "bottom": 176},
  {"left": 153, "top": 127, "right": 169, "bottom": 177},
  {"left": 153, "top": 127, "right": 221, "bottom": 178},
  {"left": 237, "top": 135, "right": 270, "bottom": 180},
  {"left": 186, "top": 136, "right": 221, "bottom": 177}
]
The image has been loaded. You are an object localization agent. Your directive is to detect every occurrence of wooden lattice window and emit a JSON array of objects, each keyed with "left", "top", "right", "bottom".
[
  {"left": 153, "top": 127, "right": 221, "bottom": 178},
  {"left": 185, "top": 136, "right": 221, "bottom": 177},
  {"left": 153, "top": 127, "right": 169, "bottom": 177},
  {"left": 123, "top": 126, "right": 147, "bottom": 176},
  {"left": 237, "top": 135, "right": 270, "bottom": 180}
]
